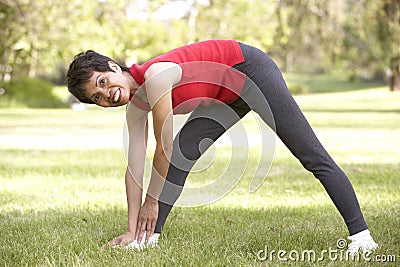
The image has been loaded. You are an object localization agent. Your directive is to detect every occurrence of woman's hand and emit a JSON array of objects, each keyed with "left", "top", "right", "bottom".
[
  {"left": 136, "top": 198, "right": 159, "bottom": 243},
  {"left": 108, "top": 231, "right": 136, "bottom": 247}
]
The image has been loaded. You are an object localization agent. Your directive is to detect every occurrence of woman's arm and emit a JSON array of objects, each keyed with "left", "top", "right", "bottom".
[
  {"left": 108, "top": 103, "right": 149, "bottom": 246},
  {"left": 136, "top": 62, "right": 182, "bottom": 242},
  {"left": 126, "top": 107, "right": 149, "bottom": 233}
]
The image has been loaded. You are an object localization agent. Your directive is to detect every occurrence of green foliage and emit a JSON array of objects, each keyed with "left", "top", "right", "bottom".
[
  {"left": 0, "top": 77, "right": 66, "bottom": 108},
  {"left": 0, "top": 0, "right": 399, "bottom": 91},
  {"left": 287, "top": 83, "right": 309, "bottom": 95},
  {"left": 195, "top": 0, "right": 276, "bottom": 50},
  {"left": 376, "top": 0, "right": 400, "bottom": 62}
]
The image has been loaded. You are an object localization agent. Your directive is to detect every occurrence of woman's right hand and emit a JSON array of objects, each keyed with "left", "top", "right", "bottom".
[{"left": 108, "top": 231, "right": 136, "bottom": 247}]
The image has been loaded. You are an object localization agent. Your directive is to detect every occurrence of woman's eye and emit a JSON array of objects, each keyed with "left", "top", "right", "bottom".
[
  {"left": 94, "top": 95, "right": 100, "bottom": 102},
  {"left": 100, "top": 78, "right": 105, "bottom": 86}
]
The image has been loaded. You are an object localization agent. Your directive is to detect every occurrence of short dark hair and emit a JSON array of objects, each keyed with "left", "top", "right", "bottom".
[{"left": 66, "top": 50, "right": 130, "bottom": 104}]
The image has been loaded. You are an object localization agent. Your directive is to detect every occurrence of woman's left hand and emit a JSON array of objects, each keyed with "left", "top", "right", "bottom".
[{"left": 136, "top": 198, "right": 159, "bottom": 243}]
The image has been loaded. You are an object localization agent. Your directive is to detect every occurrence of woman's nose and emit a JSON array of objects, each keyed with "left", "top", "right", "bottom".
[{"left": 104, "top": 89, "right": 111, "bottom": 100}]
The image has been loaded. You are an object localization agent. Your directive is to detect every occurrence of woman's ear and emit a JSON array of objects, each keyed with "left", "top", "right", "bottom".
[{"left": 108, "top": 61, "right": 122, "bottom": 73}]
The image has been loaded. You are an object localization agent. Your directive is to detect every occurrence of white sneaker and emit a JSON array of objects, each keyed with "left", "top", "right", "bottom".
[
  {"left": 347, "top": 229, "right": 378, "bottom": 256},
  {"left": 125, "top": 232, "right": 160, "bottom": 251}
]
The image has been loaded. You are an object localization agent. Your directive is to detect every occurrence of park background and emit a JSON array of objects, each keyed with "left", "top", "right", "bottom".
[{"left": 1, "top": 0, "right": 399, "bottom": 266}]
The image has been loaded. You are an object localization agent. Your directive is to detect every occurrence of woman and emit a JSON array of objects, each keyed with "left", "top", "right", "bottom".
[{"left": 66, "top": 40, "right": 377, "bottom": 254}]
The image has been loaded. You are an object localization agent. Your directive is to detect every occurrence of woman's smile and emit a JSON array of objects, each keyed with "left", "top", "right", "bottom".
[{"left": 83, "top": 69, "right": 138, "bottom": 107}]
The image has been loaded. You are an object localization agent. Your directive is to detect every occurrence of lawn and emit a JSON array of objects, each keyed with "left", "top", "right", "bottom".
[{"left": 1, "top": 83, "right": 399, "bottom": 266}]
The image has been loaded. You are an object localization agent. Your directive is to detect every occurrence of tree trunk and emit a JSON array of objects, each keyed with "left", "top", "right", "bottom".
[
  {"left": 28, "top": 48, "right": 38, "bottom": 78},
  {"left": 390, "top": 56, "right": 400, "bottom": 91},
  {"left": 390, "top": 73, "right": 400, "bottom": 91}
]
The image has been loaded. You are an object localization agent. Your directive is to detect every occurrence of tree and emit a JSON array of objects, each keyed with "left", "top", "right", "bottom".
[
  {"left": 376, "top": 0, "right": 400, "bottom": 90},
  {"left": 194, "top": 0, "right": 277, "bottom": 61},
  {"left": 271, "top": 0, "right": 344, "bottom": 73},
  {"left": 0, "top": 1, "right": 26, "bottom": 82},
  {"left": 1, "top": 0, "right": 398, "bottom": 88}
]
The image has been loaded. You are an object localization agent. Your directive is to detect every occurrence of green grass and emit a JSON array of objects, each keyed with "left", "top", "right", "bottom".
[
  {"left": 284, "top": 71, "right": 386, "bottom": 94},
  {"left": 1, "top": 82, "right": 400, "bottom": 266}
]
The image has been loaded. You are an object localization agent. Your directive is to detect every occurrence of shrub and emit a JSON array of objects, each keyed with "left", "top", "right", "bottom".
[
  {"left": 0, "top": 77, "right": 67, "bottom": 108},
  {"left": 287, "top": 83, "right": 308, "bottom": 95}
]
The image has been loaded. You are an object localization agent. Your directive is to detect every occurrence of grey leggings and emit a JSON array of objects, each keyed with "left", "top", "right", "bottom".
[{"left": 155, "top": 43, "right": 368, "bottom": 235}]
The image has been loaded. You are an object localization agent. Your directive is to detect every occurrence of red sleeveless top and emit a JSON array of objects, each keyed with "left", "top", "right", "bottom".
[{"left": 129, "top": 40, "right": 246, "bottom": 114}]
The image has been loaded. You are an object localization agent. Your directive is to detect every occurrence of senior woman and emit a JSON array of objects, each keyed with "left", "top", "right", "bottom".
[{"left": 66, "top": 40, "right": 377, "bottom": 254}]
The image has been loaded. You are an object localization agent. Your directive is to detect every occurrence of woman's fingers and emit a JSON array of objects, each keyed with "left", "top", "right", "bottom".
[
  {"left": 108, "top": 232, "right": 136, "bottom": 247},
  {"left": 135, "top": 221, "right": 140, "bottom": 236},
  {"left": 146, "top": 219, "right": 156, "bottom": 242},
  {"left": 120, "top": 235, "right": 134, "bottom": 247},
  {"left": 136, "top": 201, "right": 159, "bottom": 243},
  {"left": 108, "top": 236, "right": 122, "bottom": 246},
  {"left": 135, "top": 221, "right": 142, "bottom": 241},
  {"left": 136, "top": 215, "right": 147, "bottom": 243}
]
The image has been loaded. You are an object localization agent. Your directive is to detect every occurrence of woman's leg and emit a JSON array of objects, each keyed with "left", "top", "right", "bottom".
[
  {"left": 234, "top": 43, "right": 368, "bottom": 235},
  {"left": 155, "top": 102, "right": 250, "bottom": 233}
]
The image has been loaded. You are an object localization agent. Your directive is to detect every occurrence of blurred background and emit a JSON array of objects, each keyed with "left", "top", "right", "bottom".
[
  {"left": 1, "top": 3, "right": 399, "bottom": 265},
  {"left": 0, "top": 0, "right": 399, "bottom": 108}
]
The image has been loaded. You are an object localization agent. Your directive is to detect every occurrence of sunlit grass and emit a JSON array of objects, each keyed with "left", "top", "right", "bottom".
[
  {"left": 1, "top": 86, "right": 399, "bottom": 266},
  {"left": 283, "top": 71, "right": 385, "bottom": 94}
]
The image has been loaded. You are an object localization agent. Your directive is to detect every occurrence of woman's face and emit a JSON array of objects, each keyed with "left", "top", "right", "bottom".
[{"left": 83, "top": 62, "right": 137, "bottom": 107}]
